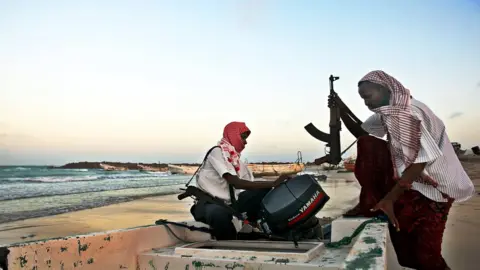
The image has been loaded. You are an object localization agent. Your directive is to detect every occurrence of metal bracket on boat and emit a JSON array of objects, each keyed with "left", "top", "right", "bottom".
[
  {"left": 305, "top": 75, "right": 342, "bottom": 165},
  {"left": 289, "top": 230, "right": 299, "bottom": 248}
]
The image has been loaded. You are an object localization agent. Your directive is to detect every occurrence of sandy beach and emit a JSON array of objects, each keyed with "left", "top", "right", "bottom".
[
  {"left": 0, "top": 195, "right": 195, "bottom": 245},
  {"left": 0, "top": 166, "right": 479, "bottom": 269},
  {"left": 0, "top": 172, "right": 361, "bottom": 245},
  {"left": 441, "top": 161, "right": 480, "bottom": 269}
]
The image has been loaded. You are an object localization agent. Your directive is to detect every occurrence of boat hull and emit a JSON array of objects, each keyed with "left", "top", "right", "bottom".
[
  {"left": 343, "top": 162, "right": 355, "bottom": 172},
  {"left": 1, "top": 222, "right": 210, "bottom": 270},
  {"left": 249, "top": 163, "right": 305, "bottom": 177},
  {"left": 1, "top": 217, "right": 402, "bottom": 270},
  {"left": 167, "top": 163, "right": 305, "bottom": 177},
  {"left": 167, "top": 164, "right": 199, "bottom": 175}
]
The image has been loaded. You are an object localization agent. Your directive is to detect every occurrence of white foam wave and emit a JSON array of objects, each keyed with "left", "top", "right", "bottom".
[
  {"left": 145, "top": 171, "right": 171, "bottom": 176},
  {"left": 3, "top": 167, "right": 31, "bottom": 172},
  {"left": 3, "top": 172, "right": 176, "bottom": 183},
  {"left": 25, "top": 176, "right": 100, "bottom": 183}
]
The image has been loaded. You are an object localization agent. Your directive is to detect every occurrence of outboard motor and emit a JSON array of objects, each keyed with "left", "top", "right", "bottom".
[{"left": 257, "top": 174, "right": 330, "bottom": 240}]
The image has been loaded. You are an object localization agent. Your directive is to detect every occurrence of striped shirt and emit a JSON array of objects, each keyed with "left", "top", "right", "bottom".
[{"left": 361, "top": 99, "right": 475, "bottom": 202}]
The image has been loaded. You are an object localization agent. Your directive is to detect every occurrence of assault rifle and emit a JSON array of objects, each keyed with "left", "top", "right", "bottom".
[{"left": 304, "top": 75, "right": 367, "bottom": 165}]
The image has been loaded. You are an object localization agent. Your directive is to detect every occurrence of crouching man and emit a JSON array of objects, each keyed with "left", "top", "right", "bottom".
[{"left": 191, "top": 121, "right": 289, "bottom": 240}]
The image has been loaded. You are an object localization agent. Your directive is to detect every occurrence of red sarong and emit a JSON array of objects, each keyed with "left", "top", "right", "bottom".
[{"left": 349, "top": 135, "right": 452, "bottom": 270}]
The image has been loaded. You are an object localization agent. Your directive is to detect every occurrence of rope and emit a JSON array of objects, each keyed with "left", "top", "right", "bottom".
[
  {"left": 155, "top": 216, "right": 389, "bottom": 249},
  {"left": 325, "top": 216, "right": 388, "bottom": 249},
  {"left": 155, "top": 220, "right": 193, "bottom": 243}
]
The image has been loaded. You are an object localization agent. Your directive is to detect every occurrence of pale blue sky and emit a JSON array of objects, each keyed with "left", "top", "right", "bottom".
[{"left": 1, "top": 0, "right": 479, "bottom": 165}]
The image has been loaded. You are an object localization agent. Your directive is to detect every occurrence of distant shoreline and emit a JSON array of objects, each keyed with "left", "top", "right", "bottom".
[{"left": 40, "top": 161, "right": 317, "bottom": 170}]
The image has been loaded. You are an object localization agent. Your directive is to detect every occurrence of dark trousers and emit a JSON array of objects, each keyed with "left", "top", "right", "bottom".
[
  {"left": 353, "top": 135, "right": 452, "bottom": 270},
  {"left": 191, "top": 188, "right": 271, "bottom": 240}
]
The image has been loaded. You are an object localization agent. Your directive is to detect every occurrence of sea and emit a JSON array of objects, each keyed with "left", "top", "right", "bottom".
[
  {"left": 0, "top": 166, "right": 192, "bottom": 224},
  {"left": 0, "top": 166, "right": 360, "bottom": 224}
]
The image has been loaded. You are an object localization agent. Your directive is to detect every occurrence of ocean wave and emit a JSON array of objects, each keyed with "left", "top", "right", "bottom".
[
  {"left": 2, "top": 167, "right": 31, "bottom": 172},
  {"left": 0, "top": 186, "right": 185, "bottom": 224},
  {"left": 1, "top": 172, "right": 174, "bottom": 183},
  {"left": 64, "top": 168, "right": 89, "bottom": 172},
  {"left": 4, "top": 175, "right": 100, "bottom": 183},
  {"left": 145, "top": 171, "right": 171, "bottom": 176},
  {"left": 0, "top": 181, "right": 190, "bottom": 201}
]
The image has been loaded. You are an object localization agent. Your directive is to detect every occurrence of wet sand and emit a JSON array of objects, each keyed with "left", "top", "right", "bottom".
[
  {"left": 441, "top": 161, "right": 480, "bottom": 270},
  {"left": 0, "top": 195, "right": 195, "bottom": 246},
  {"left": 0, "top": 168, "right": 479, "bottom": 269}
]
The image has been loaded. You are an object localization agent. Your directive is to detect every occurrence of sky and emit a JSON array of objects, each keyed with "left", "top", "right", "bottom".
[{"left": 1, "top": 0, "right": 479, "bottom": 165}]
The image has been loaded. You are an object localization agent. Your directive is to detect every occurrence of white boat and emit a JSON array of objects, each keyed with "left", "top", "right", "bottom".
[
  {"left": 168, "top": 164, "right": 199, "bottom": 175},
  {"left": 248, "top": 163, "right": 305, "bottom": 177},
  {"left": 167, "top": 163, "right": 305, "bottom": 177},
  {"left": 99, "top": 163, "right": 128, "bottom": 171},
  {"left": 137, "top": 164, "right": 168, "bottom": 172},
  {"left": 0, "top": 217, "right": 403, "bottom": 270}
]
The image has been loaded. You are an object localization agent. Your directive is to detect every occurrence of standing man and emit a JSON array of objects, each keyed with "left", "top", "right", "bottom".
[{"left": 316, "top": 70, "right": 474, "bottom": 270}]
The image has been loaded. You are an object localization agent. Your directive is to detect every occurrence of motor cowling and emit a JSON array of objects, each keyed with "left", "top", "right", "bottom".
[{"left": 258, "top": 174, "right": 330, "bottom": 235}]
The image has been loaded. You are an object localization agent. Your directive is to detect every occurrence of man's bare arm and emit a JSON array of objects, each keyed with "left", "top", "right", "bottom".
[
  {"left": 385, "top": 162, "right": 427, "bottom": 202},
  {"left": 223, "top": 173, "right": 275, "bottom": 190}
]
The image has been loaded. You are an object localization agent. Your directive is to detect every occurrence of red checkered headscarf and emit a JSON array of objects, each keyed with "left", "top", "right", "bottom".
[
  {"left": 218, "top": 122, "right": 250, "bottom": 173},
  {"left": 359, "top": 70, "right": 422, "bottom": 172}
]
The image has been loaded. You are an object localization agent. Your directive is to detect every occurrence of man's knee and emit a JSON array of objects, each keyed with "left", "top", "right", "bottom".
[
  {"left": 205, "top": 204, "right": 233, "bottom": 225},
  {"left": 249, "top": 188, "right": 271, "bottom": 201},
  {"left": 357, "top": 135, "right": 389, "bottom": 158},
  {"left": 239, "top": 188, "right": 270, "bottom": 201},
  {"left": 358, "top": 134, "right": 385, "bottom": 144}
]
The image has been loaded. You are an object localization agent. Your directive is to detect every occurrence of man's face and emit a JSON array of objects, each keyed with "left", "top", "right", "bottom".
[
  {"left": 358, "top": 83, "right": 390, "bottom": 110},
  {"left": 240, "top": 131, "right": 250, "bottom": 146}
]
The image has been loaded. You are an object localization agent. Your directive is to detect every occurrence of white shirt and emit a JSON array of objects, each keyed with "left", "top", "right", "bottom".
[
  {"left": 196, "top": 147, "right": 255, "bottom": 204},
  {"left": 361, "top": 99, "right": 475, "bottom": 203}
]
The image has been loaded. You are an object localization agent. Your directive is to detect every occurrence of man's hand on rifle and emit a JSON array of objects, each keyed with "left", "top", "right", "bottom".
[
  {"left": 314, "top": 155, "right": 330, "bottom": 165},
  {"left": 328, "top": 94, "right": 346, "bottom": 109}
]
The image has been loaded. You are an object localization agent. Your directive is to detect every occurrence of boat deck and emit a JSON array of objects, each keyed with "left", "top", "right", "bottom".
[
  {"left": 139, "top": 242, "right": 351, "bottom": 269},
  {"left": 3, "top": 218, "right": 396, "bottom": 270},
  {"left": 137, "top": 219, "right": 390, "bottom": 270}
]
